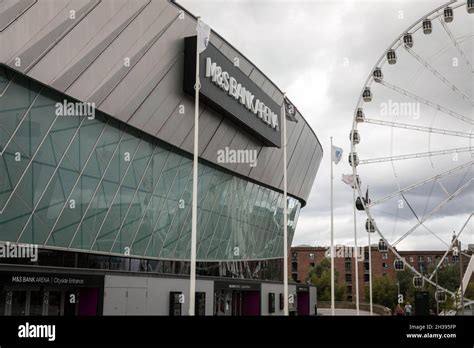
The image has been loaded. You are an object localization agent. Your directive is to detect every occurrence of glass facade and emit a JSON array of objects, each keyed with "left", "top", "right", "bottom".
[{"left": 0, "top": 66, "right": 301, "bottom": 261}]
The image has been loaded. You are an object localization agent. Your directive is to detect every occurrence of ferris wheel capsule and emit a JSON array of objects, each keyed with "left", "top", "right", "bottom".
[
  {"left": 387, "top": 50, "right": 397, "bottom": 64},
  {"left": 413, "top": 276, "right": 424, "bottom": 288},
  {"left": 394, "top": 259, "right": 405, "bottom": 271},
  {"left": 350, "top": 130, "right": 360, "bottom": 145},
  {"left": 403, "top": 33, "right": 413, "bottom": 48},
  {"left": 373, "top": 67, "right": 383, "bottom": 82},
  {"left": 355, "top": 108, "right": 365, "bottom": 122},
  {"left": 468, "top": 0, "right": 474, "bottom": 14},
  {"left": 444, "top": 6, "right": 454, "bottom": 22},
  {"left": 348, "top": 152, "right": 359, "bottom": 167},
  {"left": 362, "top": 87, "right": 372, "bottom": 102},
  {"left": 378, "top": 239, "right": 388, "bottom": 252},
  {"left": 435, "top": 290, "right": 447, "bottom": 303},
  {"left": 365, "top": 218, "right": 376, "bottom": 233},
  {"left": 422, "top": 18, "right": 432, "bottom": 34}
]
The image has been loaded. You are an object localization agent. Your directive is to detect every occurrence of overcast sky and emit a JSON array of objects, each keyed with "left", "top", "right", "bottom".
[{"left": 179, "top": 0, "right": 473, "bottom": 251}]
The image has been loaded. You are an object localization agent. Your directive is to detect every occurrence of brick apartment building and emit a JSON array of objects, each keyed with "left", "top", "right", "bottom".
[{"left": 290, "top": 242, "right": 472, "bottom": 303}]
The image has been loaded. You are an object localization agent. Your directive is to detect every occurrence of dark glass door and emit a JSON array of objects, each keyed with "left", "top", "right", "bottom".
[
  {"left": 48, "top": 291, "right": 62, "bottom": 316},
  {"left": 29, "top": 290, "right": 44, "bottom": 316},
  {"left": 11, "top": 290, "right": 27, "bottom": 316},
  {"left": 0, "top": 289, "right": 5, "bottom": 316}
]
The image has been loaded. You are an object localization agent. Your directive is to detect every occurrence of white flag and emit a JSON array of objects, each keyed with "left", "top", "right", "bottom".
[
  {"left": 196, "top": 19, "right": 211, "bottom": 53},
  {"left": 331, "top": 145, "right": 343, "bottom": 164},
  {"left": 341, "top": 174, "right": 360, "bottom": 188}
]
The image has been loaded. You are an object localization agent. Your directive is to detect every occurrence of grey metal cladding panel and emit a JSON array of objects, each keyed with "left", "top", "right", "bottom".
[
  {"left": 224, "top": 128, "right": 252, "bottom": 173},
  {"left": 257, "top": 114, "right": 304, "bottom": 188},
  {"left": 0, "top": 0, "right": 72, "bottom": 62},
  {"left": 180, "top": 106, "right": 223, "bottom": 155},
  {"left": 201, "top": 118, "right": 238, "bottom": 166},
  {"left": 6, "top": 0, "right": 100, "bottom": 73},
  {"left": 127, "top": 55, "right": 183, "bottom": 131},
  {"left": 272, "top": 88, "right": 284, "bottom": 105},
  {"left": 0, "top": 0, "right": 36, "bottom": 32},
  {"left": 234, "top": 135, "right": 262, "bottom": 177},
  {"left": 48, "top": 0, "right": 149, "bottom": 91},
  {"left": 98, "top": 7, "right": 193, "bottom": 118},
  {"left": 88, "top": 11, "right": 185, "bottom": 107},
  {"left": 298, "top": 145, "right": 323, "bottom": 200},
  {"left": 249, "top": 68, "right": 265, "bottom": 88},
  {"left": 293, "top": 141, "right": 318, "bottom": 198},
  {"left": 209, "top": 33, "right": 224, "bottom": 49},
  {"left": 261, "top": 79, "right": 276, "bottom": 99},
  {"left": 283, "top": 126, "right": 315, "bottom": 196},
  {"left": 218, "top": 42, "right": 253, "bottom": 76},
  {"left": 64, "top": 0, "right": 168, "bottom": 101}
]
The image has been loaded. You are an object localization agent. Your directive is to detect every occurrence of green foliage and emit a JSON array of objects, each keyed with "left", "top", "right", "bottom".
[
  {"left": 368, "top": 275, "right": 397, "bottom": 309},
  {"left": 309, "top": 258, "right": 346, "bottom": 301}
]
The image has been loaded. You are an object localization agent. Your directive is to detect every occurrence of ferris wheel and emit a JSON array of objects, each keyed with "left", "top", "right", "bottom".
[{"left": 350, "top": 0, "right": 474, "bottom": 306}]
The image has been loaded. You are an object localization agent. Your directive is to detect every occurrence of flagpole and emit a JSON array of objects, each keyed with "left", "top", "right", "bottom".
[
  {"left": 189, "top": 16, "right": 202, "bottom": 316},
  {"left": 368, "top": 231, "right": 373, "bottom": 315},
  {"left": 353, "top": 186, "right": 360, "bottom": 315},
  {"left": 283, "top": 93, "right": 289, "bottom": 316},
  {"left": 330, "top": 136, "right": 335, "bottom": 316}
]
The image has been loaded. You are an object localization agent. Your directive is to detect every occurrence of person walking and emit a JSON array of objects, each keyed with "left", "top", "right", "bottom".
[
  {"left": 395, "top": 304, "right": 404, "bottom": 316},
  {"left": 404, "top": 302, "right": 412, "bottom": 316}
]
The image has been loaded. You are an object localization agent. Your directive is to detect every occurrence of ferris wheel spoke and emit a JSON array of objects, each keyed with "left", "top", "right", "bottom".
[
  {"left": 427, "top": 213, "right": 473, "bottom": 281},
  {"left": 368, "top": 161, "right": 473, "bottom": 207},
  {"left": 359, "top": 146, "right": 473, "bottom": 165},
  {"left": 392, "top": 178, "right": 474, "bottom": 247},
  {"left": 404, "top": 46, "right": 473, "bottom": 106},
  {"left": 363, "top": 118, "right": 473, "bottom": 138},
  {"left": 438, "top": 17, "right": 474, "bottom": 73},
  {"left": 378, "top": 80, "right": 473, "bottom": 125}
]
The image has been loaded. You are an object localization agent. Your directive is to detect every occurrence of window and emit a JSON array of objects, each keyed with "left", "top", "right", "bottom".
[
  {"left": 427, "top": 256, "right": 432, "bottom": 263},
  {"left": 310, "top": 262, "right": 315, "bottom": 268},
  {"left": 409, "top": 257, "right": 414, "bottom": 263},
  {"left": 418, "top": 256, "right": 424, "bottom": 263},
  {"left": 291, "top": 262, "right": 298, "bottom": 272},
  {"left": 364, "top": 274, "right": 370, "bottom": 282},
  {"left": 345, "top": 274, "right": 352, "bottom": 283},
  {"left": 382, "top": 252, "right": 388, "bottom": 260},
  {"left": 345, "top": 261, "right": 352, "bottom": 272},
  {"left": 382, "top": 262, "right": 388, "bottom": 269},
  {"left": 309, "top": 253, "right": 314, "bottom": 260}
]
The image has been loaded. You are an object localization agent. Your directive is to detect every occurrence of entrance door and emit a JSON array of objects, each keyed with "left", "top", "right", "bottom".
[
  {"left": 47, "top": 291, "right": 63, "bottom": 316},
  {"left": 297, "top": 291, "right": 310, "bottom": 316},
  {"left": 28, "top": 290, "right": 44, "bottom": 316},
  {"left": 0, "top": 289, "right": 5, "bottom": 315},
  {"left": 10, "top": 290, "right": 27, "bottom": 316}
]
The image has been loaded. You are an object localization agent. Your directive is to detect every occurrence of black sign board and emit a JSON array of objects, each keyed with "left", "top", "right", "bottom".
[
  {"left": 214, "top": 280, "right": 261, "bottom": 291},
  {"left": 0, "top": 271, "right": 104, "bottom": 288},
  {"left": 268, "top": 292, "right": 276, "bottom": 313},
  {"left": 184, "top": 36, "right": 282, "bottom": 148},
  {"left": 414, "top": 291, "right": 430, "bottom": 316},
  {"left": 297, "top": 285, "right": 309, "bottom": 292},
  {"left": 169, "top": 291, "right": 182, "bottom": 316}
]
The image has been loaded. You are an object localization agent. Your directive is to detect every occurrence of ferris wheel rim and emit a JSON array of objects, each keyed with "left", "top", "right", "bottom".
[{"left": 349, "top": 0, "right": 473, "bottom": 303}]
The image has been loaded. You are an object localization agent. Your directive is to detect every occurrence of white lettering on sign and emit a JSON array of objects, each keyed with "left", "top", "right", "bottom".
[{"left": 205, "top": 57, "right": 279, "bottom": 131}]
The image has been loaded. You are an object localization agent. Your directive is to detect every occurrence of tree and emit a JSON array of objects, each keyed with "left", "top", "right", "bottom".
[
  {"left": 370, "top": 275, "right": 397, "bottom": 309},
  {"left": 308, "top": 258, "right": 346, "bottom": 301}
]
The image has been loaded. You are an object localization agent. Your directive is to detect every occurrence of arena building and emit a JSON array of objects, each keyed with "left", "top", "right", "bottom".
[{"left": 0, "top": 0, "right": 322, "bottom": 316}]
